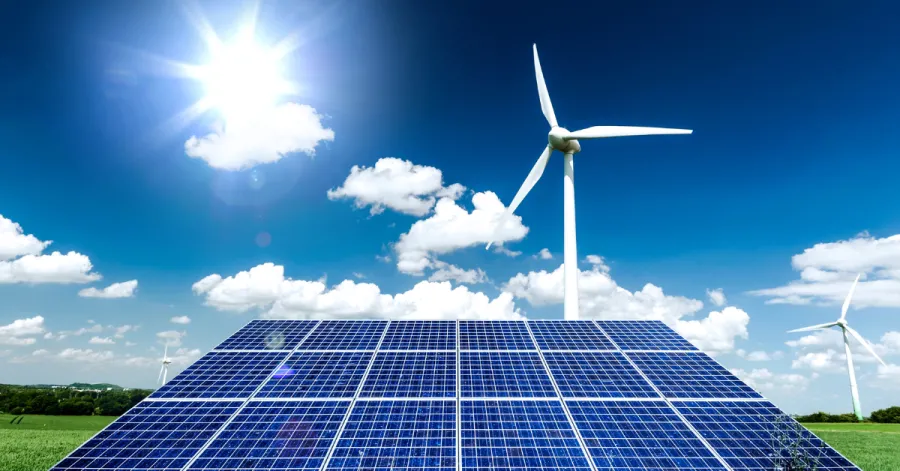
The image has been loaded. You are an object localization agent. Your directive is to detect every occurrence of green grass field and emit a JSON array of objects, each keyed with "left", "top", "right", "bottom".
[{"left": 1, "top": 414, "right": 898, "bottom": 471}]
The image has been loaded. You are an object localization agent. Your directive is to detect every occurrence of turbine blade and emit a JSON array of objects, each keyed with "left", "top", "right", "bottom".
[
  {"left": 841, "top": 273, "right": 861, "bottom": 321},
  {"left": 564, "top": 126, "right": 693, "bottom": 140},
  {"left": 787, "top": 322, "right": 838, "bottom": 333},
  {"left": 486, "top": 146, "right": 553, "bottom": 249},
  {"left": 533, "top": 44, "right": 557, "bottom": 128},
  {"left": 157, "top": 363, "right": 165, "bottom": 383},
  {"left": 845, "top": 325, "right": 887, "bottom": 366}
]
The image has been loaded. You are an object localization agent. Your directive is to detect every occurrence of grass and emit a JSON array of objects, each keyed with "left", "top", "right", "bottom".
[{"left": 802, "top": 422, "right": 900, "bottom": 471}]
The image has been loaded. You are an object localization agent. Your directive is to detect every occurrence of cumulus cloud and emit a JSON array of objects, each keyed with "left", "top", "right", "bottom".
[
  {"left": 78, "top": 280, "right": 138, "bottom": 299},
  {"left": 785, "top": 329, "right": 899, "bottom": 373},
  {"left": 0, "top": 316, "right": 46, "bottom": 346},
  {"left": 184, "top": 103, "right": 334, "bottom": 170},
  {"left": 706, "top": 288, "right": 726, "bottom": 307},
  {"left": 749, "top": 233, "right": 900, "bottom": 307},
  {"left": 0, "top": 215, "right": 50, "bottom": 260},
  {"left": 731, "top": 368, "right": 814, "bottom": 393},
  {"left": 57, "top": 348, "right": 115, "bottom": 363},
  {"left": 193, "top": 262, "right": 522, "bottom": 320},
  {"left": 170, "top": 316, "right": 191, "bottom": 325},
  {"left": 112, "top": 325, "right": 138, "bottom": 339},
  {"left": 89, "top": 336, "right": 115, "bottom": 345},
  {"left": 736, "top": 349, "right": 784, "bottom": 361},
  {"left": 328, "top": 157, "right": 466, "bottom": 216},
  {"left": 534, "top": 248, "right": 553, "bottom": 260},
  {"left": 157, "top": 330, "right": 187, "bottom": 347},
  {"left": 394, "top": 191, "right": 528, "bottom": 275},
  {"left": 0, "top": 251, "right": 101, "bottom": 284},
  {"left": 428, "top": 260, "right": 488, "bottom": 285}
]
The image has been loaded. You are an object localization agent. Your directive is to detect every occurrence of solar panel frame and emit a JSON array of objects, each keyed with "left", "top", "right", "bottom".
[
  {"left": 149, "top": 350, "right": 290, "bottom": 399},
  {"left": 458, "top": 320, "right": 536, "bottom": 350},
  {"left": 597, "top": 320, "right": 699, "bottom": 351},
  {"left": 380, "top": 320, "right": 457, "bottom": 350},
  {"left": 298, "top": 320, "right": 388, "bottom": 350},
  {"left": 360, "top": 351, "right": 457, "bottom": 398},
  {"left": 626, "top": 351, "right": 763, "bottom": 399},
  {"left": 214, "top": 319, "right": 319, "bottom": 351},
  {"left": 256, "top": 351, "right": 374, "bottom": 399},
  {"left": 528, "top": 320, "right": 616, "bottom": 350}
]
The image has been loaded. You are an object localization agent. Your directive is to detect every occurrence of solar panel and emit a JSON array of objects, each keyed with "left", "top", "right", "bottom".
[
  {"left": 150, "top": 351, "right": 288, "bottom": 399},
  {"left": 459, "top": 320, "right": 535, "bottom": 350},
  {"left": 597, "top": 320, "right": 698, "bottom": 350},
  {"left": 528, "top": 320, "right": 615, "bottom": 350},
  {"left": 460, "top": 400, "right": 592, "bottom": 471},
  {"left": 675, "top": 401, "right": 861, "bottom": 471},
  {"left": 327, "top": 400, "right": 456, "bottom": 471},
  {"left": 299, "top": 320, "right": 387, "bottom": 350},
  {"left": 214, "top": 320, "right": 319, "bottom": 350},
  {"left": 567, "top": 400, "right": 727, "bottom": 470},
  {"left": 460, "top": 351, "right": 555, "bottom": 397},
  {"left": 543, "top": 351, "right": 659, "bottom": 398},
  {"left": 51, "top": 400, "right": 241, "bottom": 471},
  {"left": 360, "top": 351, "right": 456, "bottom": 398},
  {"left": 380, "top": 320, "right": 456, "bottom": 350},
  {"left": 256, "top": 351, "right": 372, "bottom": 398},
  {"left": 627, "top": 351, "right": 762, "bottom": 399},
  {"left": 187, "top": 400, "right": 349, "bottom": 471}
]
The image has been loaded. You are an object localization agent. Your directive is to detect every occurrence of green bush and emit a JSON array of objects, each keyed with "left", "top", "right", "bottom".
[{"left": 870, "top": 407, "right": 900, "bottom": 423}]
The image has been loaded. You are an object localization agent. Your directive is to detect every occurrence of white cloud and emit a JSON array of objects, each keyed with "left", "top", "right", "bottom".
[
  {"left": 534, "top": 248, "right": 553, "bottom": 260},
  {"left": 674, "top": 307, "right": 749, "bottom": 355},
  {"left": 328, "top": 157, "right": 465, "bottom": 216},
  {"left": 78, "top": 280, "right": 138, "bottom": 299},
  {"left": 785, "top": 329, "right": 900, "bottom": 373},
  {"left": 170, "top": 316, "right": 191, "bottom": 325},
  {"left": 394, "top": 191, "right": 528, "bottom": 275},
  {"left": 706, "top": 288, "right": 726, "bottom": 307},
  {"left": 0, "top": 251, "right": 101, "bottom": 284},
  {"left": 57, "top": 348, "right": 115, "bottom": 363},
  {"left": 731, "top": 368, "right": 813, "bottom": 393},
  {"left": 492, "top": 246, "right": 522, "bottom": 257},
  {"left": 749, "top": 233, "right": 900, "bottom": 307},
  {"left": 0, "top": 316, "right": 45, "bottom": 346},
  {"left": 56, "top": 323, "right": 104, "bottom": 340},
  {"left": 112, "top": 325, "right": 138, "bottom": 339},
  {"left": 352, "top": 272, "right": 366, "bottom": 279},
  {"left": 184, "top": 103, "right": 334, "bottom": 171},
  {"left": 0, "top": 214, "right": 50, "bottom": 260},
  {"left": 125, "top": 341, "right": 137, "bottom": 347},
  {"left": 157, "top": 330, "right": 187, "bottom": 347},
  {"left": 428, "top": 260, "right": 488, "bottom": 285},
  {"left": 876, "top": 364, "right": 900, "bottom": 388},
  {"left": 89, "top": 336, "right": 115, "bottom": 345},
  {"left": 193, "top": 262, "right": 522, "bottom": 320},
  {"left": 736, "top": 349, "right": 784, "bottom": 361}
]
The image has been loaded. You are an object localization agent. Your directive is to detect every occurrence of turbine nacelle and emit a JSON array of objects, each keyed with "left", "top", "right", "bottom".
[{"left": 549, "top": 127, "right": 580, "bottom": 153}]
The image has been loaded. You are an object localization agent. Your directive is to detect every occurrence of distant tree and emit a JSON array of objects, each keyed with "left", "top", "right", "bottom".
[{"left": 870, "top": 406, "right": 900, "bottom": 423}]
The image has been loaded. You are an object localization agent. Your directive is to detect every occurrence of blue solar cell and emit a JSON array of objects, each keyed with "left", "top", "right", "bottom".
[
  {"left": 215, "top": 320, "right": 319, "bottom": 350},
  {"left": 150, "top": 351, "right": 288, "bottom": 399},
  {"left": 459, "top": 320, "right": 535, "bottom": 350},
  {"left": 380, "top": 320, "right": 456, "bottom": 350},
  {"left": 528, "top": 320, "right": 615, "bottom": 350},
  {"left": 299, "top": 320, "right": 387, "bottom": 350},
  {"left": 597, "top": 320, "right": 698, "bottom": 351},
  {"left": 460, "top": 351, "right": 555, "bottom": 397},
  {"left": 627, "top": 352, "right": 762, "bottom": 399},
  {"left": 256, "top": 351, "right": 373, "bottom": 398},
  {"left": 187, "top": 400, "right": 349, "bottom": 471},
  {"left": 543, "top": 351, "right": 659, "bottom": 398},
  {"left": 51, "top": 400, "right": 241, "bottom": 471},
  {"left": 361, "top": 351, "right": 456, "bottom": 398},
  {"left": 676, "top": 401, "right": 860, "bottom": 471},
  {"left": 567, "top": 400, "right": 727, "bottom": 470},
  {"left": 461, "top": 400, "right": 592, "bottom": 471},
  {"left": 327, "top": 400, "right": 456, "bottom": 471}
]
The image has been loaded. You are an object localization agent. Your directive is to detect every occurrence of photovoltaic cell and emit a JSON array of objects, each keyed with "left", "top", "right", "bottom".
[
  {"left": 460, "top": 351, "right": 555, "bottom": 397},
  {"left": 299, "top": 320, "right": 387, "bottom": 350},
  {"left": 675, "top": 401, "right": 860, "bottom": 471},
  {"left": 543, "top": 351, "right": 658, "bottom": 398},
  {"left": 256, "top": 351, "right": 372, "bottom": 398},
  {"left": 460, "top": 400, "right": 592, "bottom": 471},
  {"left": 567, "top": 400, "right": 727, "bottom": 470},
  {"left": 51, "top": 400, "right": 241, "bottom": 471},
  {"left": 528, "top": 320, "right": 615, "bottom": 350},
  {"left": 627, "top": 352, "right": 762, "bottom": 399},
  {"left": 187, "top": 400, "right": 349, "bottom": 471},
  {"left": 459, "top": 320, "right": 535, "bottom": 350},
  {"left": 380, "top": 320, "right": 456, "bottom": 350},
  {"left": 150, "top": 351, "right": 288, "bottom": 399},
  {"left": 361, "top": 351, "right": 456, "bottom": 398},
  {"left": 327, "top": 400, "right": 456, "bottom": 471},
  {"left": 214, "top": 320, "right": 318, "bottom": 350},
  {"left": 597, "top": 320, "right": 698, "bottom": 351}
]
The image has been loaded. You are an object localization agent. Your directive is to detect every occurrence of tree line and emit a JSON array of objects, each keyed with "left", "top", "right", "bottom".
[
  {"left": 0, "top": 384, "right": 151, "bottom": 416},
  {"left": 795, "top": 407, "right": 900, "bottom": 423}
]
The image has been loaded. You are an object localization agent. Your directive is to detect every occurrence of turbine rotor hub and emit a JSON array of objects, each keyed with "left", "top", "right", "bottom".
[{"left": 548, "top": 127, "right": 580, "bottom": 154}]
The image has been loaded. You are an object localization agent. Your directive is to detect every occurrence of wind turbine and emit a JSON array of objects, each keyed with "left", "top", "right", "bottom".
[
  {"left": 157, "top": 345, "right": 172, "bottom": 386},
  {"left": 787, "top": 274, "right": 887, "bottom": 421},
  {"left": 487, "top": 44, "right": 693, "bottom": 320}
]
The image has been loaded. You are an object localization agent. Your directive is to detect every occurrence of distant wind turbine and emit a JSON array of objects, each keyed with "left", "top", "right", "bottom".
[
  {"left": 787, "top": 274, "right": 887, "bottom": 421},
  {"left": 157, "top": 345, "right": 172, "bottom": 386},
  {"left": 486, "top": 44, "right": 692, "bottom": 320}
]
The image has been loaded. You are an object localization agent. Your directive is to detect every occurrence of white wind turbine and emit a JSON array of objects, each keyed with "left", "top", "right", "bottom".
[
  {"left": 487, "top": 44, "right": 692, "bottom": 320},
  {"left": 787, "top": 274, "right": 887, "bottom": 421},
  {"left": 157, "top": 345, "right": 172, "bottom": 386}
]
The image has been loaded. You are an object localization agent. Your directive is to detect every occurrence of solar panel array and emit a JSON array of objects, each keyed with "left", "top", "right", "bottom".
[{"left": 54, "top": 319, "right": 860, "bottom": 471}]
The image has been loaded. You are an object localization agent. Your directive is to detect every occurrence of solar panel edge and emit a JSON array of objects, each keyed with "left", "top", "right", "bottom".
[{"left": 455, "top": 320, "right": 462, "bottom": 471}]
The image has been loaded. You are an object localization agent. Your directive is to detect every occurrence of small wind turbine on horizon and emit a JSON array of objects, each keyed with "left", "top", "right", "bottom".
[
  {"left": 487, "top": 44, "right": 692, "bottom": 320},
  {"left": 787, "top": 274, "right": 887, "bottom": 421},
  {"left": 157, "top": 345, "right": 172, "bottom": 386}
]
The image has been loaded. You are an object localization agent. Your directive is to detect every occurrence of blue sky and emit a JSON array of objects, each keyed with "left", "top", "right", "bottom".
[{"left": 1, "top": 0, "right": 899, "bottom": 414}]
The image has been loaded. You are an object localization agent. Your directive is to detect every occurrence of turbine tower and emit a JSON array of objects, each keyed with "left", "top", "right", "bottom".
[
  {"left": 157, "top": 345, "right": 172, "bottom": 386},
  {"left": 487, "top": 44, "right": 693, "bottom": 320},
  {"left": 787, "top": 274, "right": 887, "bottom": 421}
]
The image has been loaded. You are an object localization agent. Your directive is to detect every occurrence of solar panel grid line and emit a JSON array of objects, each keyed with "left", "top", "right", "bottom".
[
  {"left": 210, "top": 318, "right": 253, "bottom": 351},
  {"left": 458, "top": 396, "right": 561, "bottom": 401},
  {"left": 213, "top": 319, "right": 320, "bottom": 351},
  {"left": 298, "top": 320, "right": 389, "bottom": 350},
  {"left": 527, "top": 320, "right": 617, "bottom": 351},
  {"left": 458, "top": 348, "right": 539, "bottom": 353},
  {"left": 626, "top": 351, "right": 762, "bottom": 399},
  {"left": 177, "top": 320, "right": 324, "bottom": 471},
  {"left": 458, "top": 320, "right": 537, "bottom": 350},
  {"left": 212, "top": 349, "right": 294, "bottom": 353},
  {"left": 459, "top": 350, "right": 557, "bottom": 398},
  {"left": 621, "top": 349, "right": 699, "bottom": 353},
  {"left": 542, "top": 351, "right": 661, "bottom": 399},
  {"left": 376, "top": 349, "right": 456, "bottom": 353},
  {"left": 455, "top": 320, "right": 461, "bottom": 471},
  {"left": 380, "top": 320, "right": 457, "bottom": 350},
  {"left": 668, "top": 397, "right": 769, "bottom": 403},
  {"left": 556, "top": 396, "right": 668, "bottom": 402},
  {"left": 316, "top": 320, "right": 392, "bottom": 471},
  {"left": 258, "top": 350, "right": 374, "bottom": 399},
  {"left": 142, "top": 397, "right": 248, "bottom": 402},
  {"left": 596, "top": 320, "right": 699, "bottom": 351},
  {"left": 248, "top": 397, "right": 353, "bottom": 402},
  {"left": 591, "top": 320, "right": 737, "bottom": 471},
  {"left": 355, "top": 396, "right": 456, "bottom": 402},
  {"left": 522, "top": 320, "right": 601, "bottom": 471}
]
